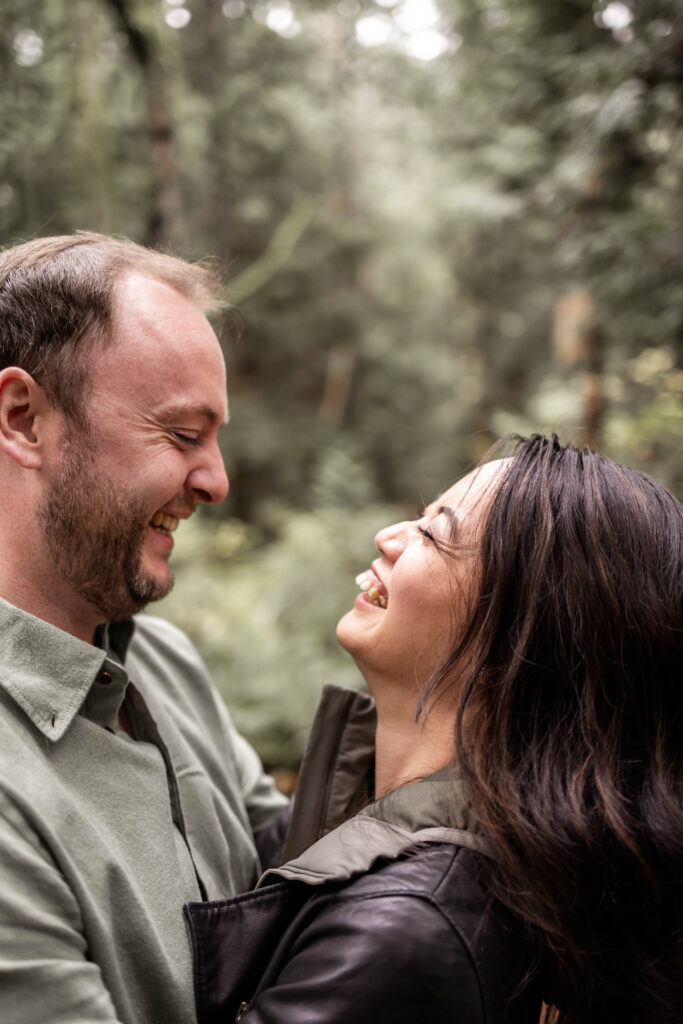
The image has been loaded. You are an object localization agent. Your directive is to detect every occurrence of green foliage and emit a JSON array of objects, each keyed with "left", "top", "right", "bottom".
[{"left": 1, "top": 0, "right": 681, "bottom": 762}]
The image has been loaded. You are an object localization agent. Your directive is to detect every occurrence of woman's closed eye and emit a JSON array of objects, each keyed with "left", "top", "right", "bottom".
[{"left": 417, "top": 523, "right": 436, "bottom": 543}]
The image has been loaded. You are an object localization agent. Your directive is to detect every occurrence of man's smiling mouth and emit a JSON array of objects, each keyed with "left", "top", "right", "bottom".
[{"left": 150, "top": 511, "right": 180, "bottom": 536}]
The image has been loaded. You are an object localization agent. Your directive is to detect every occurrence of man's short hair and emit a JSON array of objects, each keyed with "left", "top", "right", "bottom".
[{"left": 0, "top": 232, "right": 222, "bottom": 427}]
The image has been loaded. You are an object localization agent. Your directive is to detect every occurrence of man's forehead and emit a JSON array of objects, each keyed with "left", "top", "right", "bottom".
[{"left": 110, "top": 273, "right": 218, "bottom": 346}]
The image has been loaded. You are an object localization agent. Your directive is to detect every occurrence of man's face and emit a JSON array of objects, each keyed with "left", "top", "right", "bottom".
[
  {"left": 37, "top": 273, "right": 229, "bottom": 623},
  {"left": 38, "top": 432, "right": 173, "bottom": 622}
]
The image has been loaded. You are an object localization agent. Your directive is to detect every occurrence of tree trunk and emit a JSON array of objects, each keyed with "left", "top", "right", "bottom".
[{"left": 105, "top": 0, "right": 180, "bottom": 247}]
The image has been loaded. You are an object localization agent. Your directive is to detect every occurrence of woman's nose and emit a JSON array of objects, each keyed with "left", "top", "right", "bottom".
[{"left": 374, "top": 520, "right": 411, "bottom": 561}]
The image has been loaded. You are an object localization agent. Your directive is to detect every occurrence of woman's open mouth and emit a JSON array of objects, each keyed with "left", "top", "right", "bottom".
[{"left": 355, "top": 569, "right": 388, "bottom": 608}]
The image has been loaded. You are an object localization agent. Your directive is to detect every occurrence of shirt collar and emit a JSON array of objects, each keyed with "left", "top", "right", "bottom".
[{"left": 0, "top": 597, "right": 135, "bottom": 742}]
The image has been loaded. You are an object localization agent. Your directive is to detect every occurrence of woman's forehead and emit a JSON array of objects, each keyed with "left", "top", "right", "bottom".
[{"left": 433, "top": 458, "right": 509, "bottom": 515}]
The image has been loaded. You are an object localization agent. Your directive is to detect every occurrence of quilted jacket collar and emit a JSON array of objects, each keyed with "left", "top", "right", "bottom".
[{"left": 267, "top": 683, "right": 489, "bottom": 887}]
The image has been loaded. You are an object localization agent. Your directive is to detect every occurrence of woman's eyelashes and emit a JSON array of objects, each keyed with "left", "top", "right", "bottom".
[
  {"left": 417, "top": 523, "right": 436, "bottom": 543},
  {"left": 416, "top": 506, "right": 439, "bottom": 543}
]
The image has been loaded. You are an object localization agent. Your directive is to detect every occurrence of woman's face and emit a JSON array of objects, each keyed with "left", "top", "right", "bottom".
[{"left": 336, "top": 460, "right": 504, "bottom": 692}]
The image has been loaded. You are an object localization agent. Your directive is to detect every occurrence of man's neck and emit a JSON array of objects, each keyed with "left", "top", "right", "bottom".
[{"left": 0, "top": 571, "right": 100, "bottom": 644}]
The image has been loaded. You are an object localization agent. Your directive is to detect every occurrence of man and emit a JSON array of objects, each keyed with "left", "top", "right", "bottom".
[{"left": 0, "top": 234, "right": 288, "bottom": 1023}]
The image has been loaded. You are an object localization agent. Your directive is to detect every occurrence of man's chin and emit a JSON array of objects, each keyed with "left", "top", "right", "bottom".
[
  {"left": 95, "top": 571, "right": 175, "bottom": 624},
  {"left": 128, "top": 569, "right": 175, "bottom": 610}
]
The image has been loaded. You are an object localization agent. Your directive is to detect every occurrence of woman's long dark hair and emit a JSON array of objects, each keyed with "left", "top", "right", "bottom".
[{"left": 425, "top": 435, "right": 683, "bottom": 1023}]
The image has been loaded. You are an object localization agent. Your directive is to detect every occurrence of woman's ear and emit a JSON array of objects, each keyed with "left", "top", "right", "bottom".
[{"left": 0, "top": 368, "right": 52, "bottom": 469}]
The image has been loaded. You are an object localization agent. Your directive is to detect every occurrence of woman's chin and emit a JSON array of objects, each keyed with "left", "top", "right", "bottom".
[{"left": 335, "top": 610, "right": 359, "bottom": 657}]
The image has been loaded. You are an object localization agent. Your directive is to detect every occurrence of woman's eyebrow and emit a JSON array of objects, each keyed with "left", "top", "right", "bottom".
[
  {"left": 438, "top": 505, "right": 460, "bottom": 541},
  {"left": 423, "top": 503, "right": 458, "bottom": 528}
]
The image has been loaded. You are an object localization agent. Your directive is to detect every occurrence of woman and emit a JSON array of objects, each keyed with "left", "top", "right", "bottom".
[{"left": 185, "top": 435, "right": 682, "bottom": 1024}]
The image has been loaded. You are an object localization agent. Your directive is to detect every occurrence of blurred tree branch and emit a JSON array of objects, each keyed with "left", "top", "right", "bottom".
[
  {"left": 222, "top": 196, "right": 318, "bottom": 305},
  {"left": 105, "top": 0, "right": 180, "bottom": 246}
]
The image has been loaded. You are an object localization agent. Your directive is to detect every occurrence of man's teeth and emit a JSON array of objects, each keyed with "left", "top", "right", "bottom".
[
  {"left": 355, "top": 570, "right": 388, "bottom": 608},
  {"left": 150, "top": 511, "right": 180, "bottom": 534}
]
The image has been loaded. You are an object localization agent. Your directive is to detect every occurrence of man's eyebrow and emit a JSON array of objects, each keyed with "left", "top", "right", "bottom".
[{"left": 160, "top": 403, "right": 229, "bottom": 427}]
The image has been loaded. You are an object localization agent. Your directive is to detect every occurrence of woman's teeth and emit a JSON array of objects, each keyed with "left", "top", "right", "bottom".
[
  {"left": 355, "top": 570, "right": 388, "bottom": 608},
  {"left": 150, "top": 511, "right": 179, "bottom": 535}
]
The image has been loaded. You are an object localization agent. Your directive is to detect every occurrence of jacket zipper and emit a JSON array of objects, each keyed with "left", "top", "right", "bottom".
[{"left": 235, "top": 1001, "right": 249, "bottom": 1021}]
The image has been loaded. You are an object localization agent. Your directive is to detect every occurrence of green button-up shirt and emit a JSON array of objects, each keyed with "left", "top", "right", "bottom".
[{"left": 0, "top": 597, "right": 287, "bottom": 1024}]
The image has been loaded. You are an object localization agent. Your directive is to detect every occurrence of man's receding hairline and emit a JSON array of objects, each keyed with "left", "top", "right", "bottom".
[
  {"left": 0, "top": 233, "right": 223, "bottom": 427},
  {"left": 110, "top": 264, "right": 220, "bottom": 316}
]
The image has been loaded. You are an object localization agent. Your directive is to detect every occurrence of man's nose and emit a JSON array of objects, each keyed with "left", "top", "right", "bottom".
[{"left": 188, "top": 443, "right": 230, "bottom": 505}]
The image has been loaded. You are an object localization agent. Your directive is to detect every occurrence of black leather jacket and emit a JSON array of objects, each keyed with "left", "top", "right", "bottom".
[{"left": 185, "top": 686, "right": 541, "bottom": 1024}]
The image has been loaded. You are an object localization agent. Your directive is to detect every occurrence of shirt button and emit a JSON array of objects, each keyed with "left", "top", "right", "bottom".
[{"left": 98, "top": 670, "right": 114, "bottom": 685}]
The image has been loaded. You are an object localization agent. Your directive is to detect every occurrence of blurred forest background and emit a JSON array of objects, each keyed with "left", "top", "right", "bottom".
[{"left": 1, "top": 0, "right": 681, "bottom": 770}]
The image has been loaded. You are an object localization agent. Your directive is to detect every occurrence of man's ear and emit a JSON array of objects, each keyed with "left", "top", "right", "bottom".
[{"left": 0, "top": 368, "right": 53, "bottom": 469}]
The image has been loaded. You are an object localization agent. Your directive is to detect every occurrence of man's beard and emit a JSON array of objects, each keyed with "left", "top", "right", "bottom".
[{"left": 37, "top": 434, "right": 175, "bottom": 623}]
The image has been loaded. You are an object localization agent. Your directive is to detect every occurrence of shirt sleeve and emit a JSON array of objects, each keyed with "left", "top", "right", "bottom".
[
  {"left": 227, "top": 725, "right": 289, "bottom": 834},
  {"left": 239, "top": 892, "right": 485, "bottom": 1024},
  {"left": 0, "top": 793, "right": 122, "bottom": 1024}
]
